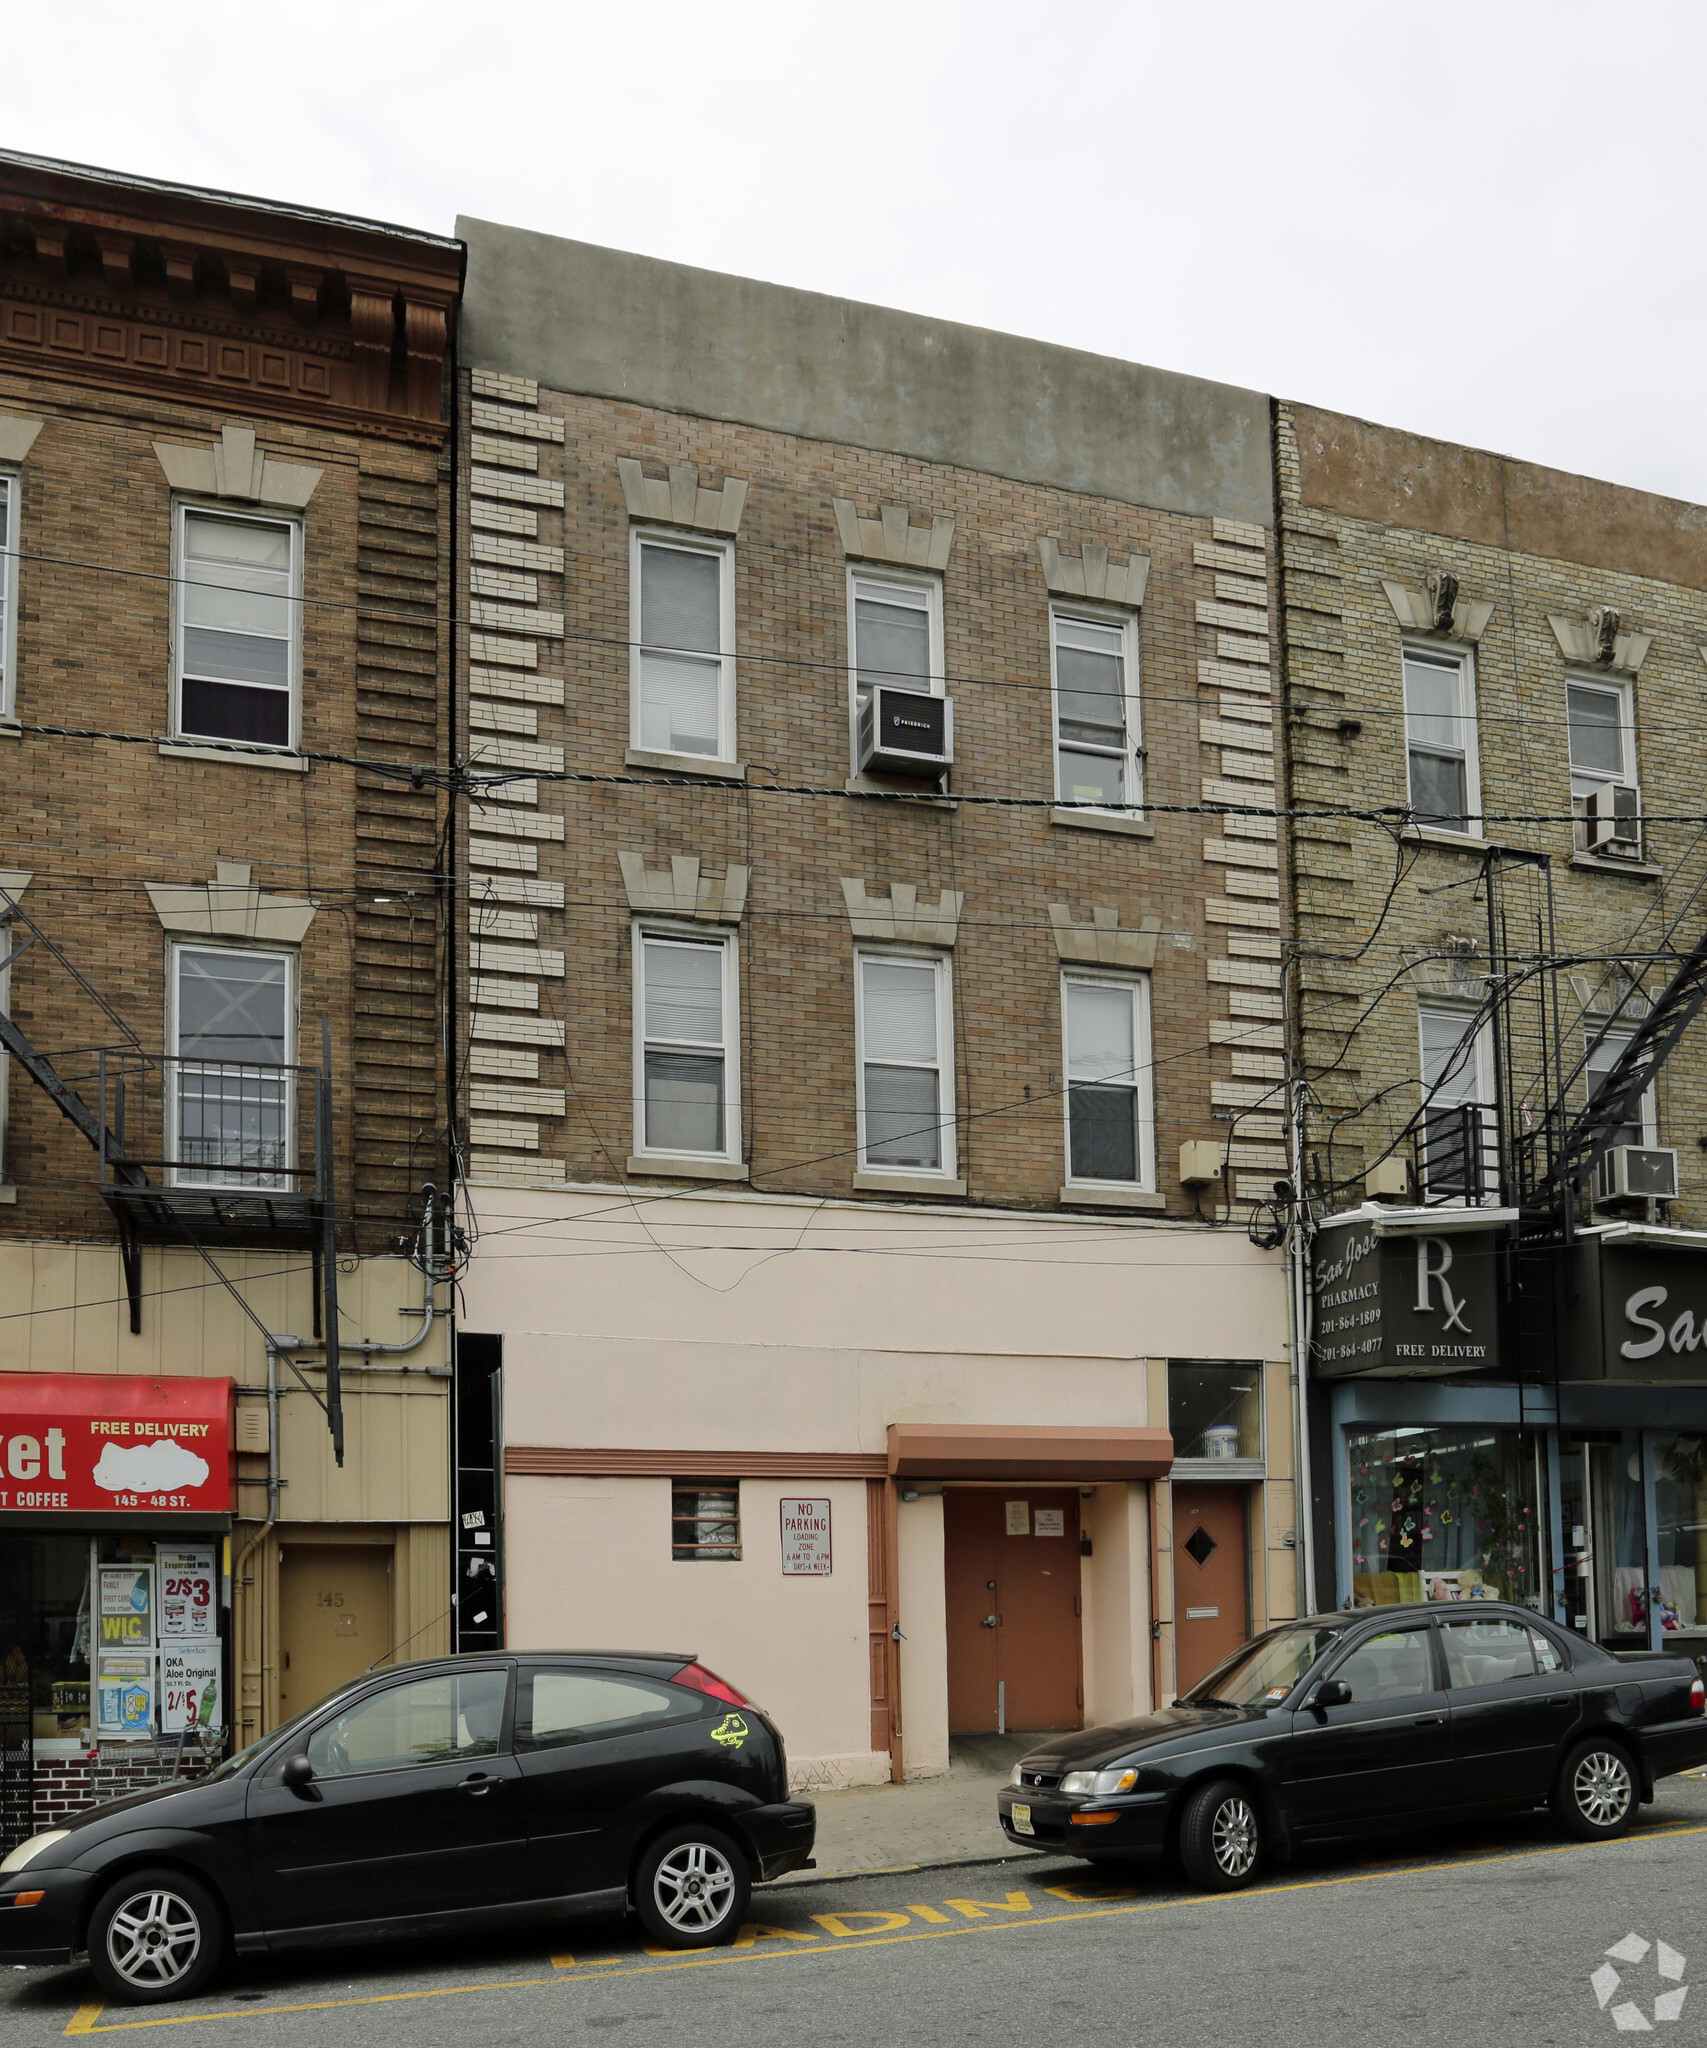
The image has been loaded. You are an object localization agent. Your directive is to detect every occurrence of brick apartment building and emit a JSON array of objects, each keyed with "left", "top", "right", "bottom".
[
  {"left": 449, "top": 222, "right": 1299, "bottom": 1784},
  {"left": 0, "top": 153, "right": 460, "bottom": 1842},
  {"left": 1280, "top": 402, "right": 1707, "bottom": 1656}
]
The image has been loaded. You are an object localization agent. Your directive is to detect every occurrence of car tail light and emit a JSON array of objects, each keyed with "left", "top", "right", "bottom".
[
  {"left": 672, "top": 1661, "right": 751, "bottom": 1707},
  {"left": 1691, "top": 1677, "right": 1704, "bottom": 1715}
]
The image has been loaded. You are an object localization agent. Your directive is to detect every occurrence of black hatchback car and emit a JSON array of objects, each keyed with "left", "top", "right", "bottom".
[
  {"left": 998, "top": 1603, "right": 1707, "bottom": 1890},
  {"left": 0, "top": 1650, "right": 814, "bottom": 2004}
]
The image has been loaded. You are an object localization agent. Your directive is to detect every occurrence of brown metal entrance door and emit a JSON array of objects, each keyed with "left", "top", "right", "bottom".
[
  {"left": 944, "top": 1490, "right": 1083, "bottom": 1732},
  {"left": 278, "top": 1543, "right": 393, "bottom": 1720},
  {"left": 1171, "top": 1484, "right": 1249, "bottom": 1695}
]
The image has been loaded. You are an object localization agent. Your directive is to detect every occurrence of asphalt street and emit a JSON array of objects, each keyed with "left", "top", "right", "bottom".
[{"left": 8, "top": 1778, "right": 1707, "bottom": 2048}]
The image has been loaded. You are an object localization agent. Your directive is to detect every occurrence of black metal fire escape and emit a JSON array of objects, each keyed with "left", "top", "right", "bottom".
[{"left": 0, "top": 896, "right": 343, "bottom": 1461}]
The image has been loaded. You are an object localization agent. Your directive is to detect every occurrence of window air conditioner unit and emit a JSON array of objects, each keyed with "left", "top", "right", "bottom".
[
  {"left": 857, "top": 686, "right": 953, "bottom": 776},
  {"left": 1597, "top": 1144, "right": 1678, "bottom": 1202},
  {"left": 1586, "top": 783, "right": 1642, "bottom": 858}
]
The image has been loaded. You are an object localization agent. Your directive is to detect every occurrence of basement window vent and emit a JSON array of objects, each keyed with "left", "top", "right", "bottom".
[{"left": 671, "top": 1481, "right": 742, "bottom": 1561}]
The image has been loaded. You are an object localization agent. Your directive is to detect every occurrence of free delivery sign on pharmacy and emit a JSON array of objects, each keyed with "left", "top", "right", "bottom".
[{"left": 0, "top": 1373, "right": 233, "bottom": 1513}]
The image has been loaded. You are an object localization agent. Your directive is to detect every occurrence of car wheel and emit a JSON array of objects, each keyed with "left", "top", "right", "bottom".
[
  {"left": 85, "top": 1867, "right": 224, "bottom": 2005},
  {"left": 1176, "top": 1778, "right": 1263, "bottom": 1892},
  {"left": 1552, "top": 1738, "right": 1637, "bottom": 1841},
  {"left": 633, "top": 1823, "right": 751, "bottom": 1949}
]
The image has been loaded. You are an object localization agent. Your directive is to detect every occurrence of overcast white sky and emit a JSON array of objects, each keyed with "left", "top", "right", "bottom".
[{"left": 4, "top": 2, "right": 1703, "bottom": 500}]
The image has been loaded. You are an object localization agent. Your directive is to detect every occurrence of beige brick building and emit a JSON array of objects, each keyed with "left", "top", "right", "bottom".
[
  {"left": 451, "top": 222, "right": 1297, "bottom": 1782},
  {"left": 0, "top": 153, "right": 460, "bottom": 1841},
  {"left": 1280, "top": 401, "right": 1707, "bottom": 1652}
]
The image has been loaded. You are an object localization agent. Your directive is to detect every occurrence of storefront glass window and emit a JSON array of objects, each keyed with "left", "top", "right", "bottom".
[
  {"left": 1654, "top": 1435, "right": 1707, "bottom": 1638},
  {"left": 1169, "top": 1361, "right": 1262, "bottom": 1462},
  {"left": 0, "top": 1534, "right": 93, "bottom": 1740},
  {"left": 1594, "top": 1442, "right": 1650, "bottom": 1642},
  {"left": 1347, "top": 1425, "right": 1542, "bottom": 1608}
]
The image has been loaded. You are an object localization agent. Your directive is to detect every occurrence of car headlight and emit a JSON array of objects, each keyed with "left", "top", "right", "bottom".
[
  {"left": 1008, "top": 1763, "right": 1025, "bottom": 1787},
  {"left": 1059, "top": 1767, "right": 1139, "bottom": 1797},
  {"left": 0, "top": 1829, "right": 68, "bottom": 1875}
]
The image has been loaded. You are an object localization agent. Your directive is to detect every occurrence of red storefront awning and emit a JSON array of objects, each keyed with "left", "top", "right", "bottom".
[{"left": 0, "top": 1374, "right": 233, "bottom": 1514}]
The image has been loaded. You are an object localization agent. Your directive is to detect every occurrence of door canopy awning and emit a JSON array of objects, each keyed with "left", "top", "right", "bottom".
[{"left": 887, "top": 1423, "right": 1174, "bottom": 1482}]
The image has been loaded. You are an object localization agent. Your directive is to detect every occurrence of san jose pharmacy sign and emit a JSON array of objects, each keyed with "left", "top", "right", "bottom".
[
  {"left": 779, "top": 1497, "right": 832, "bottom": 1575},
  {"left": 1312, "top": 1219, "right": 1503, "bottom": 1378},
  {"left": 0, "top": 1373, "right": 232, "bottom": 1512}
]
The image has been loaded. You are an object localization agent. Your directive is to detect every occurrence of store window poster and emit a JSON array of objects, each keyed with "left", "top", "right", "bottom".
[
  {"left": 96, "top": 1652, "right": 154, "bottom": 1737},
  {"left": 98, "top": 1566, "right": 152, "bottom": 1647},
  {"left": 156, "top": 1546, "right": 216, "bottom": 1641},
  {"left": 161, "top": 1650, "right": 221, "bottom": 1734}
]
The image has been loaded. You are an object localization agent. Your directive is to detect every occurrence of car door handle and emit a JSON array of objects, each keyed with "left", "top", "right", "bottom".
[
  {"left": 1410, "top": 1715, "right": 1443, "bottom": 1726},
  {"left": 459, "top": 1772, "right": 502, "bottom": 1795}
]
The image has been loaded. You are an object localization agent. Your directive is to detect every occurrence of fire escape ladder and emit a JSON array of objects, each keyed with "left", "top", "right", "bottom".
[{"left": 1529, "top": 923, "right": 1707, "bottom": 1229}]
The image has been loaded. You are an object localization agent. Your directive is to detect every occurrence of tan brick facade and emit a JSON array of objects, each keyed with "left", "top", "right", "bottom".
[
  {"left": 0, "top": 156, "right": 461, "bottom": 1786},
  {"left": 456, "top": 380, "right": 1287, "bottom": 1212},
  {"left": 1277, "top": 400, "right": 1707, "bottom": 1222}
]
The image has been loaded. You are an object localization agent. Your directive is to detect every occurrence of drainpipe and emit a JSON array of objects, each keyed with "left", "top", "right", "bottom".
[
  {"left": 1286, "top": 1069, "right": 1319, "bottom": 1617},
  {"left": 231, "top": 1337, "right": 289, "bottom": 1745}
]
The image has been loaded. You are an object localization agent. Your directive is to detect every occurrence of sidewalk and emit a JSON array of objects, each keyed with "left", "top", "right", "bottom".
[{"left": 776, "top": 1733, "right": 1066, "bottom": 1887}]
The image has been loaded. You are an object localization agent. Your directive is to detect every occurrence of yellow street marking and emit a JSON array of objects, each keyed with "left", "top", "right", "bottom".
[
  {"left": 944, "top": 1892, "right": 1032, "bottom": 1919},
  {"left": 905, "top": 1903, "right": 952, "bottom": 1923},
  {"left": 60, "top": 1821, "right": 1707, "bottom": 2035},
  {"left": 732, "top": 1923, "right": 818, "bottom": 1947},
  {"left": 548, "top": 1953, "right": 574, "bottom": 1969},
  {"left": 810, "top": 1910, "right": 909, "bottom": 1937}
]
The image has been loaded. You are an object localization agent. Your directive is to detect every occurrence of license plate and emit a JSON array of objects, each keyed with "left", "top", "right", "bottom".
[{"left": 1011, "top": 1803, "right": 1034, "bottom": 1835}]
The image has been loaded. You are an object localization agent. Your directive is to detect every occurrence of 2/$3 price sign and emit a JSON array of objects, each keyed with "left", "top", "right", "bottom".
[{"left": 96, "top": 1545, "right": 221, "bottom": 1739}]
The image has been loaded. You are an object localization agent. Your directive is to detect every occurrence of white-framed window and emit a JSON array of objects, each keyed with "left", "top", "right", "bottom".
[
  {"left": 169, "top": 943, "right": 294, "bottom": 1189},
  {"left": 1403, "top": 645, "right": 1480, "bottom": 835},
  {"left": 855, "top": 950, "right": 955, "bottom": 1177},
  {"left": 0, "top": 471, "right": 16, "bottom": 718},
  {"left": 173, "top": 504, "right": 300, "bottom": 749},
  {"left": 1418, "top": 1003, "right": 1495, "bottom": 1201},
  {"left": 1062, "top": 972, "right": 1155, "bottom": 1187},
  {"left": 630, "top": 531, "right": 736, "bottom": 761},
  {"left": 633, "top": 928, "right": 740, "bottom": 1161},
  {"left": 1052, "top": 607, "right": 1143, "bottom": 813},
  {"left": 1567, "top": 673, "right": 1640, "bottom": 855},
  {"left": 847, "top": 568, "right": 943, "bottom": 767},
  {"left": 1583, "top": 1025, "right": 1656, "bottom": 1151}
]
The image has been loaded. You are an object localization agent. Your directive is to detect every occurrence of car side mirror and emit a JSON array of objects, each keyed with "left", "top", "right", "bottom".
[
  {"left": 280, "top": 1753, "right": 318, "bottom": 1798},
  {"left": 1312, "top": 1678, "right": 1352, "bottom": 1711}
]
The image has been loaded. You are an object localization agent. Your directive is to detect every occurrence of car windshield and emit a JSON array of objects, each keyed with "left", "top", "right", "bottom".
[
  {"left": 200, "top": 1697, "right": 343, "bottom": 1783},
  {"left": 1182, "top": 1624, "right": 1346, "bottom": 1707}
]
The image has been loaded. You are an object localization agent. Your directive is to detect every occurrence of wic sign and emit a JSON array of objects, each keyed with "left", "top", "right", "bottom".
[{"left": 0, "top": 1373, "right": 232, "bottom": 1512}]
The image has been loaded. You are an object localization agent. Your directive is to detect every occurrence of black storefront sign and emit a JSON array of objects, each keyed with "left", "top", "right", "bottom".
[
  {"left": 1313, "top": 1216, "right": 1504, "bottom": 1378},
  {"left": 1559, "top": 1237, "right": 1707, "bottom": 1383}
]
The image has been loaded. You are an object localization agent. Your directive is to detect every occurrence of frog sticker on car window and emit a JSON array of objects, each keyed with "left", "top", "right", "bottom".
[{"left": 710, "top": 1712, "right": 749, "bottom": 1749}]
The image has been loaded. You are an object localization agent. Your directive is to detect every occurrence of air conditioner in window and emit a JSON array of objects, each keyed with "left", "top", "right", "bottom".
[
  {"left": 856, "top": 686, "right": 953, "bottom": 776},
  {"left": 1596, "top": 1144, "right": 1678, "bottom": 1202},
  {"left": 1586, "top": 782, "right": 1642, "bottom": 858}
]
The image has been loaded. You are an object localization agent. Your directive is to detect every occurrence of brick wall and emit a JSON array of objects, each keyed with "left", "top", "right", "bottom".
[
  {"left": 455, "top": 374, "right": 1290, "bottom": 1217},
  {"left": 1277, "top": 400, "right": 1707, "bottom": 1223},
  {"left": 0, "top": 368, "right": 448, "bottom": 1249},
  {"left": 32, "top": 1748, "right": 216, "bottom": 1833}
]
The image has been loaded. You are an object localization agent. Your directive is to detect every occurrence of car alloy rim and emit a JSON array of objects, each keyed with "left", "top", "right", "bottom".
[
  {"left": 1211, "top": 1795, "right": 1258, "bottom": 1877},
  {"left": 653, "top": 1841, "right": 737, "bottom": 1932},
  {"left": 106, "top": 1888, "right": 203, "bottom": 1987},
  {"left": 1575, "top": 1750, "right": 1633, "bottom": 1828}
]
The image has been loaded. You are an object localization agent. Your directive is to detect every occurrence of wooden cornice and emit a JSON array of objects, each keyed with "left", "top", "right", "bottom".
[{"left": 0, "top": 152, "right": 461, "bottom": 445}]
